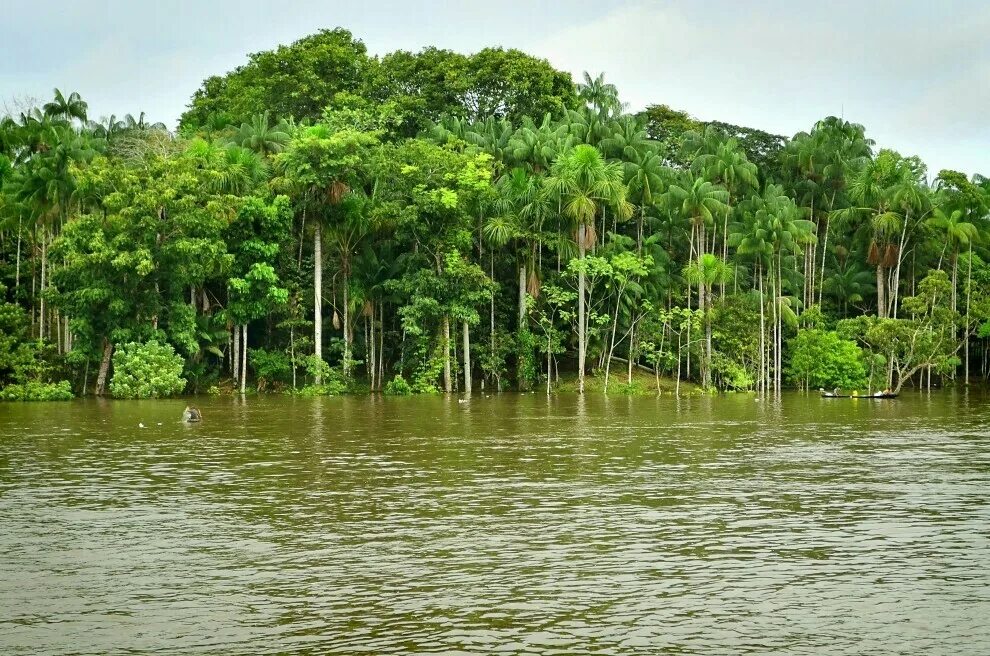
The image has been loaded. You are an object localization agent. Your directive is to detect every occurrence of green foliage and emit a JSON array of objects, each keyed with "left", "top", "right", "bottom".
[
  {"left": 0, "top": 380, "right": 74, "bottom": 401},
  {"left": 182, "top": 29, "right": 373, "bottom": 130},
  {"left": 249, "top": 348, "right": 292, "bottom": 387},
  {"left": 2, "top": 38, "right": 989, "bottom": 401},
  {"left": 786, "top": 329, "right": 867, "bottom": 390},
  {"left": 110, "top": 341, "right": 186, "bottom": 399},
  {"left": 383, "top": 374, "right": 414, "bottom": 396}
]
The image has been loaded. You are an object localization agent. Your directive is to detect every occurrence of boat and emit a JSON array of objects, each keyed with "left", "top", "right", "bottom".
[{"left": 820, "top": 390, "right": 898, "bottom": 399}]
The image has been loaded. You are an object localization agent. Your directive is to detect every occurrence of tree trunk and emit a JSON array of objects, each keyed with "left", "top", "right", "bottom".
[
  {"left": 463, "top": 320, "right": 471, "bottom": 395},
  {"left": 603, "top": 295, "right": 622, "bottom": 394},
  {"left": 232, "top": 324, "right": 240, "bottom": 382},
  {"left": 876, "top": 263, "right": 886, "bottom": 318},
  {"left": 705, "top": 298, "right": 712, "bottom": 389},
  {"left": 241, "top": 324, "right": 248, "bottom": 394},
  {"left": 577, "top": 222, "right": 587, "bottom": 394},
  {"left": 39, "top": 232, "right": 47, "bottom": 341},
  {"left": 96, "top": 338, "right": 113, "bottom": 396},
  {"left": 379, "top": 303, "right": 385, "bottom": 389},
  {"left": 758, "top": 264, "right": 766, "bottom": 396},
  {"left": 290, "top": 325, "right": 297, "bottom": 390},
  {"left": 518, "top": 263, "right": 527, "bottom": 328},
  {"left": 343, "top": 268, "right": 351, "bottom": 377},
  {"left": 442, "top": 314, "right": 452, "bottom": 393},
  {"left": 314, "top": 222, "right": 323, "bottom": 384},
  {"left": 15, "top": 216, "right": 21, "bottom": 290},
  {"left": 965, "top": 246, "right": 971, "bottom": 384},
  {"left": 628, "top": 319, "right": 635, "bottom": 385},
  {"left": 370, "top": 308, "right": 377, "bottom": 391},
  {"left": 951, "top": 251, "right": 958, "bottom": 315}
]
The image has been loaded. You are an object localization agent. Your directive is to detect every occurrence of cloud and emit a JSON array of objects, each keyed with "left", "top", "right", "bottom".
[{"left": 526, "top": 0, "right": 990, "bottom": 175}]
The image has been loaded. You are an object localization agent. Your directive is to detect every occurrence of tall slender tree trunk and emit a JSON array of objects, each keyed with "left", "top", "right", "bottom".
[
  {"left": 463, "top": 320, "right": 471, "bottom": 394},
  {"left": 721, "top": 208, "right": 730, "bottom": 297},
  {"left": 965, "top": 247, "right": 971, "bottom": 383},
  {"left": 39, "top": 232, "right": 47, "bottom": 341},
  {"left": 370, "top": 307, "right": 377, "bottom": 391},
  {"left": 517, "top": 262, "right": 529, "bottom": 391},
  {"left": 547, "top": 332, "right": 553, "bottom": 396},
  {"left": 241, "top": 324, "right": 248, "bottom": 394},
  {"left": 442, "top": 314, "right": 452, "bottom": 393},
  {"left": 875, "top": 263, "right": 886, "bottom": 318},
  {"left": 518, "top": 263, "right": 527, "bottom": 328},
  {"left": 342, "top": 268, "right": 351, "bottom": 377},
  {"left": 96, "top": 338, "right": 113, "bottom": 396},
  {"left": 290, "top": 325, "right": 297, "bottom": 390},
  {"left": 232, "top": 324, "right": 240, "bottom": 382},
  {"left": 758, "top": 264, "right": 766, "bottom": 396},
  {"left": 705, "top": 295, "right": 712, "bottom": 390},
  {"left": 313, "top": 222, "right": 323, "bottom": 384},
  {"left": 15, "top": 216, "right": 21, "bottom": 290},
  {"left": 490, "top": 252, "right": 495, "bottom": 391},
  {"left": 603, "top": 294, "right": 622, "bottom": 394},
  {"left": 777, "top": 255, "right": 784, "bottom": 394},
  {"left": 628, "top": 319, "right": 635, "bottom": 385},
  {"left": 577, "top": 222, "right": 587, "bottom": 394},
  {"left": 951, "top": 251, "right": 958, "bottom": 315}
]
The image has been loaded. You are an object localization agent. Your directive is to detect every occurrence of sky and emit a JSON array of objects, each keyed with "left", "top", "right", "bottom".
[{"left": 2, "top": 0, "right": 987, "bottom": 177}]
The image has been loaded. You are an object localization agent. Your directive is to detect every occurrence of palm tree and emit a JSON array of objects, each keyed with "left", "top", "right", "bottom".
[
  {"left": 841, "top": 151, "right": 929, "bottom": 317},
  {"left": 276, "top": 125, "right": 377, "bottom": 383},
  {"left": 683, "top": 253, "right": 732, "bottom": 388},
  {"left": 734, "top": 184, "right": 811, "bottom": 393},
  {"left": 576, "top": 72, "right": 622, "bottom": 118},
  {"left": 927, "top": 205, "right": 980, "bottom": 313},
  {"left": 233, "top": 111, "right": 291, "bottom": 157},
  {"left": 693, "top": 138, "right": 758, "bottom": 285},
  {"left": 663, "top": 174, "right": 729, "bottom": 327},
  {"left": 122, "top": 112, "right": 167, "bottom": 132},
  {"left": 42, "top": 89, "right": 88, "bottom": 124},
  {"left": 622, "top": 144, "right": 668, "bottom": 253},
  {"left": 545, "top": 144, "right": 630, "bottom": 392},
  {"left": 507, "top": 114, "right": 571, "bottom": 173},
  {"left": 825, "top": 260, "right": 875, "bottom": 316}
]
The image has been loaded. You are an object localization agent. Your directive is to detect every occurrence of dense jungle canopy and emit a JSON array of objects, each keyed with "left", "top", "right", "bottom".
[{"left": 2, "top": 28, "right": 988, "bottom": 400}]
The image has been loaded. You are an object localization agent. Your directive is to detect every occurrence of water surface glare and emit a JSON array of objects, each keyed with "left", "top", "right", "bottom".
[{"left": 1, "top": 392, "right": 989, "bottom": 654}]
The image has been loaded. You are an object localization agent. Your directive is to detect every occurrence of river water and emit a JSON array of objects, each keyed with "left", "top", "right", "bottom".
[{"left": 1, "top": 392, "right": 988, "bottom": 654}]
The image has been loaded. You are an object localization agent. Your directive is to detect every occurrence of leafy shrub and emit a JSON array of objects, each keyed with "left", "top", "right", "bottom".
[
  {"left": 293, "top": 381, "right": 346, "bottom": 397},
  {"left": 711, "top": 353, "right": 755, "bottom": 390},
  {"left": 293, "top": 358, "right": 346, "bottom": 396},
  {"left": 411, "top": 352, "right": 444, "bottom": 394},
  {"left": 0, "top": 380, "right": 74, "bottom": 401},
  {"left": 786, "top": 329, "right": 867, "bottom": 390},
  {"left": 383, "top": 374, "right": 413, "bottom": 396},
  {"left": 249, "top": 348, "right": 292, "bottom": 386},
  {"left": 110, "top": 341, "right": 186, "bottom": 399}
]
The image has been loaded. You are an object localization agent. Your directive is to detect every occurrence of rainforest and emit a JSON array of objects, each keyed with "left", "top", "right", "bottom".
[{"left": 2, "top": 27, "right": 988, "bottom": 401}]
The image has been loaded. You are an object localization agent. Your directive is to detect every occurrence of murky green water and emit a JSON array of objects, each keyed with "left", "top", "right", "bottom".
[{"left": 1, "top": 392, "right": 989, "bottom": 654}]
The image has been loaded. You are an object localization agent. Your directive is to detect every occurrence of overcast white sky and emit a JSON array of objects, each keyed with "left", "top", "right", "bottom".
[{"left": 2, "top": 0, "right": 987, "bottom": 177}]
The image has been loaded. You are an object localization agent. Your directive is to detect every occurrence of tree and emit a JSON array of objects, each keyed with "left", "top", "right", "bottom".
[
  {"left": 232, "top": 111, "right": 291, "bottom": 157},
  {"left": 786, "top": 329, "right": 866, "bottom": 390},
  {"left": 277, "top": 123, "right": 379, "bottom": 382},
  {"left": 545, "top": 144, "right": 630, "bottom": 393},
  {"left": 181, "top": 29, "right": 373, "bottom": 129}
]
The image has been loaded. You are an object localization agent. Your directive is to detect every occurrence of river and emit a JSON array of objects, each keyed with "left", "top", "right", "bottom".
[{"left": 1, "top": 391, "right": 988, "bottom": 654}]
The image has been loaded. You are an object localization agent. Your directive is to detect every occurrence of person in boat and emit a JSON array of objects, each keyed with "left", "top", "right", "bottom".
[{"left": 183, "top": 405, "right": 202, "bottom": 422}]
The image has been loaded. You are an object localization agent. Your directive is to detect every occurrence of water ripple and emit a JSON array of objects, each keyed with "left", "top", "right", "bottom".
[{"left": 0, "top": 392, "right": 988, "bottom": 654}]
